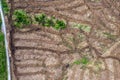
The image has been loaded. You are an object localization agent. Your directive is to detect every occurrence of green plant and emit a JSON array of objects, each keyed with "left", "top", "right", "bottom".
[
  {"left": 53, "top": 19, "right": 66, "bottom": 30},
  {"left": 73, "top": 57, "right": 89, "bottom": 65},
  {"left": 34, "top": 13, "right": 47, "bottom": 26},
  {"left": 1, "top": 0, "right": 9, "bottom": 15},
  {"left": 13, "top": 10, "right": 31, "bottom": 28},
  {"left": 0, "top": 14, "right": 7, "bottom": 80},
  {"left": 35, "top": 13, "right": 66, "bottom": 30},
  {"left": 73, "top": 60, "right": 81, "bottom": 65},
  {"left": 35, "top": 14, "right": 54, "bottom": 27}
]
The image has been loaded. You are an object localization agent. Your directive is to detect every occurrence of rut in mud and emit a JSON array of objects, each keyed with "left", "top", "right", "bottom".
[{"left": 7, "top": 0, "right": 120, "bottom": 80}]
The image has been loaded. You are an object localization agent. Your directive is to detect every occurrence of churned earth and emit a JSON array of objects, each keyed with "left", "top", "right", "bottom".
[{"left": 7, "top": 0, "right": 120, "bottom": 80}]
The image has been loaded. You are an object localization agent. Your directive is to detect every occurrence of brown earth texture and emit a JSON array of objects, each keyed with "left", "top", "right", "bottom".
[{"left": 7, "top": 0, "right": 120, "bottom": 80}]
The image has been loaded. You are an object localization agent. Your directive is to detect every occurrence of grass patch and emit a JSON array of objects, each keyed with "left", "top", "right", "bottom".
[
  {"left": 0, "top": 32, "right": 7, "bottom": 80},
  {"left": 1, "top": 0, "right": 9, "bottom": 15},
  {"left": 0, "top": 16, "right": 7, "bottom": 80},
  {"left": 73, "top": 57, "right": 89, "bottom": 65},
  {"left": 73, "top": 56, "right": 105, "bottom": 72},
  {"left": 73, "top": 23, "right": 91, "bottom": 32}
]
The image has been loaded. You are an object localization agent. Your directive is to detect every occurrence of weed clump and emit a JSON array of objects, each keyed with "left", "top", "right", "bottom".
[
  {"left": 12, "top": 10, "right": 31, "bottom": 28},
  {"left": 54, "top": 19, "right": 66, "bottom": 30},
  {"left": 1, "top": 0, "right": 9, "bottom": 15},
  {"left": 35, "top": 13, "right": 66, "bottom": 30},
  {"left": 73, "top": 57, "right": 89, "bottom": 65},
  {"left": 12, "top": 9, "right": 67, "bottom": 30}
]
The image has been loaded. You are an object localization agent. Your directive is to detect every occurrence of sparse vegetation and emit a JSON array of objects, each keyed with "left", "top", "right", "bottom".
[
  {"left": 73, "top": 23, "right": 91, "bottom": 32},
  {"left": 103, "top": 32, "right": 116, "bottom": 40},
  {"left": 12, "top": 10, "right": 31, "bottom": 28},
  {"left": 73, "top": 57, "right": 105, "bottom": 72},
  {"left": 73, "top": 57, "right": 89, "bottom": 65}
]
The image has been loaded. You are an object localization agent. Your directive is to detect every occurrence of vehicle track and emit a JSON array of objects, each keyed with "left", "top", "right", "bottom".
[{"left": 9, "top": 0, "right": 120, "bottom": 80}]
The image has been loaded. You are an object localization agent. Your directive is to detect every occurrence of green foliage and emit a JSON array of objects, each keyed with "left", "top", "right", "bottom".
[
  {"left": 45, "top": 17, "right": 55, "bottom": 27},
  {"left": 0, "top": 32, "right": 7, "bottom": 80},
  {"left": 53, "top": 19, "right": 66, "bottom": 30},
  {"left": 80, "top": 57, "right": 89, "bottom": 65},
  {"left": 12, "top": 11, "right": 66, "bottom": 30},
  {"left": 13, "top": 10, "right": 31, "bottom": 28},
  {"left": 34, "top": 13, "right": 47, "bottom": 26},
  {"left": 1, "top": 0, "right": 9, "bottom": 15},
  {"left": 34, "top": 13, "right": 66, "bottom": 30},
  {"left": 0, "top": 16, "right": 2, "bottom": 29},
  {"left": 0, "top": 32, "right": 4, "bottom": 42},
  {"left": 73, "top": 23, "right": 91, "bottom": 32},
  {"left": 73, "top": 57, "right": 89, "bottom": 65}
]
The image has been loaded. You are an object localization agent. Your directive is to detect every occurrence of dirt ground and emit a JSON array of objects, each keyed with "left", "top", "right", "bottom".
[{"left": 7, "top": 0, "right": 120, "bottom": 80}]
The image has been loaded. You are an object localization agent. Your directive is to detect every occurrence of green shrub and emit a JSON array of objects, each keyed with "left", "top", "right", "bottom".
[
  {"left": 34, "top": 13, "right": 47, "bottom": 26},
  {"left": 53, "top": 19, "right": 66, "bottom": 30},
  {"left": 44, "top": 17, "right": 54, "bottom": 27},
  {"left": 1, "top": 0, "right": 9, "bottom": 15},
  {"left": 0, "top": 14, "right": 7, "bottom": 80},
  {"left": 35, "top": 14, "right": 55, "bottom": 27},
  {"left": 34, "top": 13, "right": 66, "bottom": 30},
  {"left": 13, "top": 10, "right": 31, "bottom": 28}
]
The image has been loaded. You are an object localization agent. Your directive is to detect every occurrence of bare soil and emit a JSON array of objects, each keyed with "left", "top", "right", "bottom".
[{"left": 8, "top": 0, "right": 120, "bottom": 80}]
